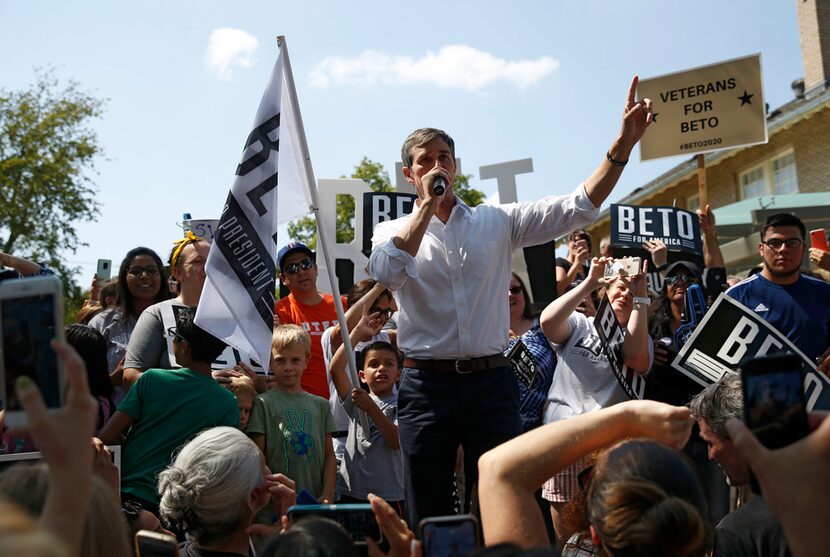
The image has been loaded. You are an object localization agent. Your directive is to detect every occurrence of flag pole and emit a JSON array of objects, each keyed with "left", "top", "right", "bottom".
[{"left": 277, "top": 36, "right": 369, "bottom": 434}]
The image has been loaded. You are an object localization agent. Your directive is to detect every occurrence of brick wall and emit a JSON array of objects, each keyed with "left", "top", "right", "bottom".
[{"left": 797, "top": 0, "right": 830, "bottom": 92}]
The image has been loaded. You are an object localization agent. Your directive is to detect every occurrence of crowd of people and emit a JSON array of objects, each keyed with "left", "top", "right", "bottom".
[{"left": 1, "top": 76, "right": 830, "bottom": 557}]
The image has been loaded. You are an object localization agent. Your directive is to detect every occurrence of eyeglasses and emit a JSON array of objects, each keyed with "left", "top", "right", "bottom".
[
  {"left": 127, "top": 266, "right": 160, "bottom": 278},
  {"left": 282, "top": 258, "right": 313, "bottom": 275},
  {"left": 761, "top": 238, "right": 804, "bottom": 250},
  {"left": 665, "top": 274, "right": 697, "bottom": 286},
  {"left": 167, "top": 326, "right": 188, "bottom": 343},
  {"left": 369, "top": 306, "right": 393, "bottom": 318},
  {"left": 508, "top": 286, "right": 523, "bottom": 295}
]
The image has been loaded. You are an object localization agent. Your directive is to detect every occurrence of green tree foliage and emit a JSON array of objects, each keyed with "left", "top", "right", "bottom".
[
  {"left": 0, "top": 70, "right": 106, "bottom": 314},
  {"left": 287, "top": 157, "right": 485, "bottom": 247}
]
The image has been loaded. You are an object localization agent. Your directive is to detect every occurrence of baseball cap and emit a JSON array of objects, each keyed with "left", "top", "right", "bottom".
[
  {"left": 278, "top": 242, "right": 314, "bottom": 271},
  {"left": 665, "top": 260, "right": 700, "bottom": 278}
]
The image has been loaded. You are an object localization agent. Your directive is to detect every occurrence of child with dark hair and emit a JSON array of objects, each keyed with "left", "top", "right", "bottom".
[
  {"left": 65, "top": 324, "right": 115, "bottom": 434},
  {"left": 98, "top": 307, "right": 238, "bottom": 515},
  {"left": 329, "top": 312, "right": 404, "bottom": 509}
]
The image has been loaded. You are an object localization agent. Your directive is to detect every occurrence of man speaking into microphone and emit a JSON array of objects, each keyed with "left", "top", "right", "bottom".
[{"left": 369, "top": 77, "right": 653, "bottom": 526}]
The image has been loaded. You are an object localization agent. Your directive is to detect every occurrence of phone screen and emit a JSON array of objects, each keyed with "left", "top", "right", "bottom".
[
  {"left": 1, "top": 293, "right": 61, "bottom": 411},
  {"left": 421, "top": 518, "right": 478, "bottom": 557},
  {"left": 288, "top": 504, "right": 381, "bottom": 545},
  {"left": 744, "top": 366, "right": 808, "bottom": 449}
]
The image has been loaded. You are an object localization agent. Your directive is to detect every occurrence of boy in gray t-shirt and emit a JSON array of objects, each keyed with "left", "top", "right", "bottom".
[{"left": 329, "top": 324, "right": 404, "bottom": 505}]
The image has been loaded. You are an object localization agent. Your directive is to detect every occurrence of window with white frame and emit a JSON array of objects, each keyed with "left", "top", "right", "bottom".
[{"left": 739, "top": 150, "right": 799, "bottom": 199}]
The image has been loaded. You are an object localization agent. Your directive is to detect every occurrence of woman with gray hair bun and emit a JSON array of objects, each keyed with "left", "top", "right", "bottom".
[{"left": 158, "top": 426, "right": 296, "bottom": 556}]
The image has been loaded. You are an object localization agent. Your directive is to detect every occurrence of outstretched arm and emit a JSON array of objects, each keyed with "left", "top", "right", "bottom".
[
  {"left": 329, "top": 281, "right": 389, "bottom": 354},
  {"left": 541, "top": 257, "right": 610, "bottom": 344},
  {"left": 725, "top": 413, "right": 830, "bottom": 557},
  {"left": 0, "top": 252, "right": 44, "bottom": 275},
  {"left": 329, "top": 312, "right": 382, "bottom": 400},
  {"left": 698, "top": 205, "right": 725, "bottom": 268},
  {"left": 98, "top": 411, "right": 135, "bottom": 445},
  {"left": 478, "top": 400, "right": 693, "bottom": 548},
  {"left": 583, "top": 76, "right": 653, "bottom": 207},
  {"left": 622, "top": 259, "right": 652, "bottom": 373}
]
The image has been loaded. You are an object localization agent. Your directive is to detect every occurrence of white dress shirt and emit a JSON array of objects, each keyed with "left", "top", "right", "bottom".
[{"left": 368, "top": 185, "right": 599, "bottom": 359}]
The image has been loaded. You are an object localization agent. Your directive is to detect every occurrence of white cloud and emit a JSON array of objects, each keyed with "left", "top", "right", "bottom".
[
  {"left": 205, "top": 28, "right": 259, "bottom": 80},
  {"left": 309, "top": 45, "right": 558, "bottom": 91}
]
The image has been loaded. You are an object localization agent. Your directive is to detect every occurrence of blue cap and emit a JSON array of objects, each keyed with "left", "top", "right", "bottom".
[{"left": 278, "top": 242, "right": 314, "bottom": 270}]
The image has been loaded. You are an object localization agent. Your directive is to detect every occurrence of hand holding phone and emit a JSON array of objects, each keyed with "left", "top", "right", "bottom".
[
  {"left": 604, "top": 257, "right": 642, "bottom": 279},
  {"left": 0, "top": 276, "right": 66, "bottom": 428},
  {"left": 740, "top": 353, "right": 810, "bottom": 493},
  {"left": 287, "top": 504, "right": 381, "bottom": 546},
  {"left": 810, "top": 229, "right": 828, "bottom": 252},
  {"left": 419, "top": 515, "right": 479, "bottom": 557},
  {"left": 96, "top": 259, "right": 112, "bottom": 281}
]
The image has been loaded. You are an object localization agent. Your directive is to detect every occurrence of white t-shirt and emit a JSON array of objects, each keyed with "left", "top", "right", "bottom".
[{"left": 545, "top": 312, "right": 652, "bottom": 423}]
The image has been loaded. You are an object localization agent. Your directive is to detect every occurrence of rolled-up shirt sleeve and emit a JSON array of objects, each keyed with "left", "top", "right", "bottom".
[
  {"left": 507, "top": 183, "right": 599, "bottom": 248},
  {"left": 368, "top": 220, "right": 419, "bottom": 290}
]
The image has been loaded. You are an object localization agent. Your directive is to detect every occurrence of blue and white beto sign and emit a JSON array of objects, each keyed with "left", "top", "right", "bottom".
[
  {"left": 672, "top": 294, "right": 830, "bottom": 411},
  {"left": 611, "top": 204, "right": 702, "bottom": 256}
]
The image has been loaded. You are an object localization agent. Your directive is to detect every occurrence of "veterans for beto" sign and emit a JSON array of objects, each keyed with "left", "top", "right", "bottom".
[{"left": 637, "top": 54, "right": 767, "bottom": 161}]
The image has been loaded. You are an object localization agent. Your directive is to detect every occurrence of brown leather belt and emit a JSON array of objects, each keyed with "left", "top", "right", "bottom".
[{"left": 403, "top": 354, "right": 508, "bottom": 373}]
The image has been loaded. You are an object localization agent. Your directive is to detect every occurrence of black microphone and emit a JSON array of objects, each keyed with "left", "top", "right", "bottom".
[{"left": 432, "top": 177, "right": 446, "bottom": 196}]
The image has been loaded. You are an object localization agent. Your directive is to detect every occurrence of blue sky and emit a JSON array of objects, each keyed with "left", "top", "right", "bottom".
[{"left": 0, "top": 1, "right": 805, "bottom": 286}]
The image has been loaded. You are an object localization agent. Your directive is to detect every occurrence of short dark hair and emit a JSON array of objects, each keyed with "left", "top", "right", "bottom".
[
  {"left": 362, "top": 341, "right": 402, "bottom": 368},
  {"left": 401, "top": 128, "right": 456, "bottom": 168},
  {"left": 260, "top": 516, "right": 358, "bottom": 557},
  {"left": 346, "top": 279, "right": 390, "bottom": 308},
  {"left": 175, "top": 307, "right": 226, "bottom": 364},
  {"left": 65, "top": 324, "right": 113, "bottom": 400},
  {"left": 760, "top": 213, "right": 806, "bottom": 240}
]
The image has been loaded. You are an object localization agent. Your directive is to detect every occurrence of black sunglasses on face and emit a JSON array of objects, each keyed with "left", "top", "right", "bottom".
[
  {"left": 282, "top": 258, "right": 313, "bottom": 275},
  {"left": 509, "top": 286, "right": 523, "bottom": 295},
  {"left": 665, "top": 274, "right": 697, "bottom": 286}
]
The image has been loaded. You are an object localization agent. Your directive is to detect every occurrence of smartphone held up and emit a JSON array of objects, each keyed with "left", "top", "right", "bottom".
[
  {"left": 604, "top": 257, "right": 642, "bottom": 279},
  {"left": 420, "top": 515, "right": 480, "bottom": 557},
  {"left": 0, "top": 275, "right": 66, "bottom": 428},
  {"left": 740, "top": 353, "right": 809, "bottom": 450}
]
